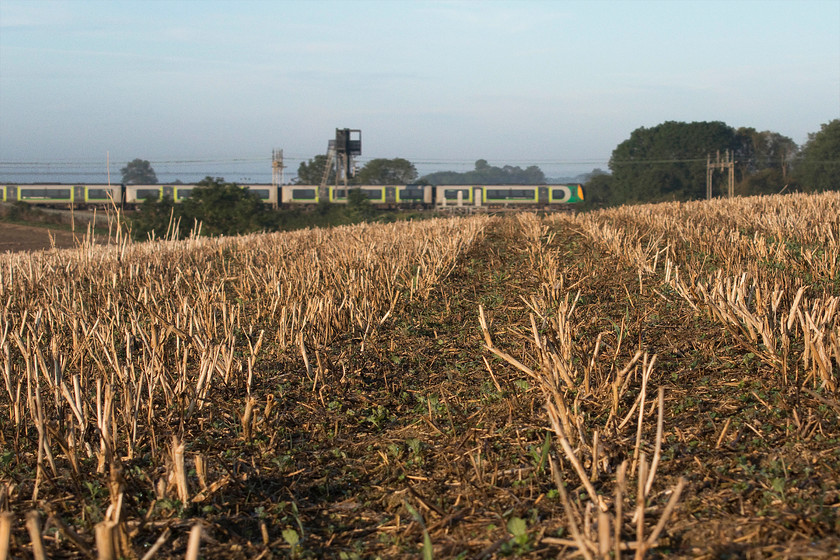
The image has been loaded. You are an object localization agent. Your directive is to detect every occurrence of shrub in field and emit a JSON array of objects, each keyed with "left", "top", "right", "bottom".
[
  {"left": 0, "top": 201, "right": 64, "bottom": 225},
  {"left": 129, "top": 177, "right": 276, "bottom": 239}
]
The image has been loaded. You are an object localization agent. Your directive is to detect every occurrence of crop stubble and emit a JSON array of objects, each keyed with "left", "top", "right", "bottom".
[{"left": 1, "top": 193, "right": 838, "bottom": 558}]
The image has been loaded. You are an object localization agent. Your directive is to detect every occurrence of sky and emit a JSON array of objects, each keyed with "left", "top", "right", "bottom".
[{"left": 1, "top": 0, "right": 838, "bottom": 183}]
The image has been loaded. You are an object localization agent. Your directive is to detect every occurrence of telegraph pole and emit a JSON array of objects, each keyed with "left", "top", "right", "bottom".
[
  {"left": 725, "top": 150, "right": 734, "bottom": 198},
  {"left": 706, "top": 149, "right": 736, "bottom": 200},
  {"left": 706, "top": 154, "right": 713, "bottom": 200},
  {"left": 272, "top": 149, "right": 285, "bottom": 208}
]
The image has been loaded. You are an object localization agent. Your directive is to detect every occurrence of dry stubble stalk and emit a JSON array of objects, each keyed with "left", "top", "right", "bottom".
[
  {"left": 482, "top": 218, "right": 691, "bottom": 556},
  {"left": 0, "top": 512, "right": 12, "bottom": 560}
]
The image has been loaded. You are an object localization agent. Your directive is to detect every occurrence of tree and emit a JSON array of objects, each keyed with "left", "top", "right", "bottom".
[
  {"left": 129, "top": 177, "right": 276, "bottom": 239},
  {"left": 296, "top": 155, "right": 335, "bottom": 185},
  {"left": 353, "top": 158, "right": 418, "bottom": 185},
  {"left": 418, "top": 170, "right": 466, "bottom": 184},
  {"left": 583, "top": 170, "right": 614, "bottom": 208},
  {"left": 346, "top": 188, "right": 376, "bottom": 219},
  {"left": 121, "top": 158, "right": 158, "bottom": 184},
  {"left": 737, "top": 168, "right": 788, "bottom": 197},
  {"left": 179, "top": 177, "right": 275, "bottom": 236},
  {"left": 735, "top": 127, "right": 797, "bottom": 177},
  {"left": 793, "top": 119, "right": 840, "bottom": 192},
  {"left": 609, "top": 121, "right": 739, "bottom": 203},
  {"left": 129, "top": 196, "right": 176, "bottom": 240},
  {"left": 420, "top": 160, "right": 545, "bottom": 185}
]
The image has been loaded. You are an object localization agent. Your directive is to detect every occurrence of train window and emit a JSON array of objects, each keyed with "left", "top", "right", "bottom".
[
  {"left": 485, "top": 189, "right": 536, "bottom": 200},
  {"left": 292, "top": 189, "right": 316, "bottom": 200},
  {"left": 552, "top": 188, "right": 571, "bottom": 202},
  {"left": 333, "top": 189, "right": 348, "bottom": 199},
  {"left": 87, "top": 189, "right": 113, "bottom": 200},
  {"left": 364, "top": 189, "right": 383, "bottom": 199},
  {"left": 399, "top": 187, "right": 424, "bottom": 200},
  {"left": 135, "top": 189, "right": 161, "bottom": 200},
  {"left": 249, "top": 189, "right": 270, "bottom": 199},
  {"left": 20, "top": 188, "right": 71, "bottom": 199},
  {"left": 176, "top": 188, "right": 194, "bottom": 199},
  {"left": 444, "top": 189, "right": 470, "bottom": 200}
]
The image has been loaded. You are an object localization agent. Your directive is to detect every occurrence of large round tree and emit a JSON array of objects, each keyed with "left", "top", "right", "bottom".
[
  {"left": 352, "top": 158, "right": 418, "bottom": 185},
  {"left": 794, "top": 119, "right": 840, "bottom": 192},
  {"left": 120, "top": 158, "right": 158, "bottom": 184},
  {"left": 609, "top": 121, "right": 741, "bottom": 204}
]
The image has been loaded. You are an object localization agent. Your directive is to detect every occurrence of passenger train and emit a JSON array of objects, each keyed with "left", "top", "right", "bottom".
[{"left": 0, "top": 182, "right": 584, "bottom": 209}]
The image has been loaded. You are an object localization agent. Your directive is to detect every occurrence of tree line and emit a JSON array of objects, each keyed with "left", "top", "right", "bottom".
[
  {"left": 585, "top": 119, "right": 839, "bottom": 206},
  {"left": 295, "top": 156, "right": 546, "bottom": 186},
  {"left": 121, "top": 156, "right": 548, "bottom": 189}
]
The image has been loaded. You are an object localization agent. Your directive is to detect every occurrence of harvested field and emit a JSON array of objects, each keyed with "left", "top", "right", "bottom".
[
  {"left": 1, "top": 193, "right": 839, "bottom": 559},
  {"left": 0, "top": 222, "right": 84, "bottom": 253}
]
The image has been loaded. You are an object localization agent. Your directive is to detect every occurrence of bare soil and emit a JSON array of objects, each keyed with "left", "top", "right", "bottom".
[
  {"left": 0, "top": 222, "right": 84, "bottom": 253},
  {"left": 1, "top": 212, "right": 838, "bottom": 559}
]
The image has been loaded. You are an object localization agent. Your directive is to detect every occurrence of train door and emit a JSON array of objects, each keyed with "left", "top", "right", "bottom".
[
  {"left": 7, "top": 186, "right": 17, "bottom": 202},
  {"left": 74, "top": 185, "right": 85, "bottom": 206},
  {"left": 538, "top": 186, "right": 549, "bottom": 205},
  {"left": 162, "top": 186, "right": 175, "bottom": 200},
  {"left": 385, "top": 186, "right": 396, "bottom": 205}
]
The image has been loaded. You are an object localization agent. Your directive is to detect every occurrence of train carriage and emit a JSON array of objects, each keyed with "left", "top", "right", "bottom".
[
  {"left": 84, "top": 185, "right": 121, "bottom": 205},
  {"left": 0, "top": 184, "right": 124, "bottom": 206},
  {"left": 282, "top": 186, "right": 319, "bottom": 204},
  {"left": 242, "top": 184, "right": 279, "bottom": 206},
  {"left": 327, "top": 185, "right": 434, "bottom": 206},
  {"left": 126, "top": 184, "right": 197, "bottom": 203},
  {"left": 482, "top": 186, "right": 540, "bottom": 204},
  {"left": 432, "top": 184, "right": 584, "bottom": 208},
  {"left": 169, "top": 186, "right": 191, "bottom": 202},
  {"left": 129, "top": 183, "right": 279, "bottom": 206},
  {"left": 395, "top": 184, "right": 433, "bottom": 205},
  {"left": 276, "top": 184, "right": 434, "bottom": 206},
  {"left": 125, "top": 185, "right": 164, "bottom": 204},
  {"left": 329, "top": 185, "right": 388, "bottom": 204},
  {"left": 18, "top": 184, "right": 74, "bottom": 204},
  {"left": 435, "top": 186, "right": 476, "bottom": 207},
  {"left": 548, "top": 184, "right": 585, "bottom": 204}
]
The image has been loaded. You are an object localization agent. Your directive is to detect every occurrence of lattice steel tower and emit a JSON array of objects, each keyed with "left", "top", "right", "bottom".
[{"left": 319, "top": 129, "right": 362, "bottom": 200}]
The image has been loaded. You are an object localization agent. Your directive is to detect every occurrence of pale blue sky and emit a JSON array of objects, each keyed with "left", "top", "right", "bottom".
[{"left": 1, "top": 0, "right": 838, "bottom": 182}]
